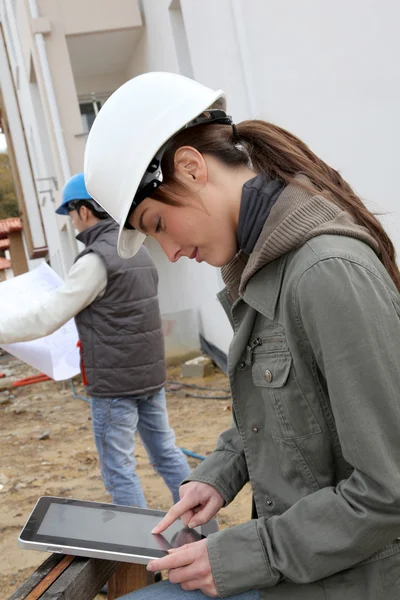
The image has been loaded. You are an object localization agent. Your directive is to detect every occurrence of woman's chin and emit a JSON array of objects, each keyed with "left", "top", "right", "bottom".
[{"left": 205, "top": 249, "right": 238, "bottom": 268}]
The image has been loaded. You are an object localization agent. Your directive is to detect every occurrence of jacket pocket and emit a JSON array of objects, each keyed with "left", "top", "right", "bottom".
[{"left": 252, "top": 351, "right": 321, "bottom": 439}]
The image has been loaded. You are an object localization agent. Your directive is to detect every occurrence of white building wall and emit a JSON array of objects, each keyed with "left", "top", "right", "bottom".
[
  {"left": 180, "top": 0, "right": 253, "bottom": 121},
  {"left": 237, "top": 0, "right": 400, "bottom": 251},
  {"left": 124, "top": 0, "right": 180, "bottom": 78}
]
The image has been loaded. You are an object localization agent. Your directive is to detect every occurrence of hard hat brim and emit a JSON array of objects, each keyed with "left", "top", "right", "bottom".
[
  {"left": 117, "top": 226, "right": 147, "bottom": 259},
  {"left": 55, "top": 205, "right": 69, "bottom": 216},
  {"left": 113, "top": 91, "right": 226, "bottom": 259}
]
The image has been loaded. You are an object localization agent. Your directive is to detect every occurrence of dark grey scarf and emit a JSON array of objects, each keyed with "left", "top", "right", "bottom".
[{"left": 237, "top": 173, "right": 285, "bottom": 254}]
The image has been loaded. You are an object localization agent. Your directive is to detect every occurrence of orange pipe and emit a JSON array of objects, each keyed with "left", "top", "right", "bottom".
[{"left": 12, "top": 373, "right": 51, "bottom": 387}]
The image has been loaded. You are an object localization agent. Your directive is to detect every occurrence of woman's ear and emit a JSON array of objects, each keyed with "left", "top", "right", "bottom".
[{"left": 174, "top": 146, "right": 208, "bottom": 187}]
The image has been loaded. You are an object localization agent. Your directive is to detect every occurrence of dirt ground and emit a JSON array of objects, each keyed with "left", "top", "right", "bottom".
[{"left": 0, "top": 353, "right": 252, "bottom": 600}]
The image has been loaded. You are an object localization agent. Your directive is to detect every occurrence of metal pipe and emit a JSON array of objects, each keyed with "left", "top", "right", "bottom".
[{"left": 27, "top": 0, "right": 71, "bottom": 182}]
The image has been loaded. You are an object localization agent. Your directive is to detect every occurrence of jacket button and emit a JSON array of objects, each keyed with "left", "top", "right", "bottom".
[
  {"left": 239, "top": 361, "right": 246, "bottom": 369},
  {"left": 252, "top": 426, "right": 259, "bottom": 433},
  {"left": 264, "top": 369, "right": 273, "bottom": 383},
  {"left": 266, "top": 499, "right": 273, "bottom": 506}
]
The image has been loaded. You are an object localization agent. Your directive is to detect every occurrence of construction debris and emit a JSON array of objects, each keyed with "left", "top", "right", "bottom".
[{"left": 181, "top": 355, "right": 214, "bottom": 378}]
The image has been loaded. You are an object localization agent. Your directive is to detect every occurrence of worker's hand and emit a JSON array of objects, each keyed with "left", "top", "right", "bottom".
[
  {"left": 151, "top": 482, "right": 224, "bottom": 533},
  {"left": 147, "top": 538, "right": 218, "bottom": 597}
]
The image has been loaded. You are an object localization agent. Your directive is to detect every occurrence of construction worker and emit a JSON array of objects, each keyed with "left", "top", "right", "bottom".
[
  {"left": 0, "top": 173, "right": 190, "bottom": 508},
  {"left": 84, "top": 73, "right": 400, "bottom": 600}
]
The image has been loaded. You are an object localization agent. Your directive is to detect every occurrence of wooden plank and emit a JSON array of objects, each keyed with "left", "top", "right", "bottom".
[
  {"left": 24, "top": 556, "right": 75, "bottom": 600},
  {"left": 9, "top": 554, "right": 65, "bottom": 600},
  {"left": 9, "top": 554, "right": 156, "bottom": 600},
  {"left": 39, "top": 556, "right": 120, "bottom": 600},
  {"left": 107, "top": 564, "right": 154, "bottom": 600}
]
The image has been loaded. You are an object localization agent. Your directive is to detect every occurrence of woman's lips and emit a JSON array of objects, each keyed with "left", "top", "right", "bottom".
[{"left": 190, "top": 247, "right": 201, "bottom": 262}]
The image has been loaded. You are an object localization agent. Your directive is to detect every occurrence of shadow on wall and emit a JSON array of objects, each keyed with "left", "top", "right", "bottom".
[{"left": 162, "top": 307, "right": 201, "bottom": 365}]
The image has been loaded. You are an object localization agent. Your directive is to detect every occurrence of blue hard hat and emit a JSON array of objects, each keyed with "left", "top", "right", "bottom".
[{"left": 56, "top": 172, "right": 103, "bottom": 215}]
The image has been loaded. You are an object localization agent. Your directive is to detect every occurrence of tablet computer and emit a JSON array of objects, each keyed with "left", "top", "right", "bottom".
[{"left": 18, "top": 496, "right": 218, "bottom": 564}]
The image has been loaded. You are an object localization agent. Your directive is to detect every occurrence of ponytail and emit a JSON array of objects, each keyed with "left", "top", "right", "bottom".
[{"left": 152, "top": 118, "right": 400, "bottom": 292}]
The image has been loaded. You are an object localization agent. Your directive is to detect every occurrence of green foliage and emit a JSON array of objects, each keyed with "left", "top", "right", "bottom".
[{"left": 0, "top": 152, "right": 19, "bottom": 219}]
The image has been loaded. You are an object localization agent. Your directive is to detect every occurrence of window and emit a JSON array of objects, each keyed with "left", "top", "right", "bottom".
[
  {"left": 78, "top": 94, "right": 109, "bottom": 134},
  {"left": 79, "top": 100, "right": 102, "bottom": 134}
]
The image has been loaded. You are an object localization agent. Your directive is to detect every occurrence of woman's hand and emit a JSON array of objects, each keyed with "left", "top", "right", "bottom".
[
  {"left": 152, "top": 481, "right": 224, "bottom": 533},
  {"left": 147, "top": 538, "right": 218, "bottom": 597}
]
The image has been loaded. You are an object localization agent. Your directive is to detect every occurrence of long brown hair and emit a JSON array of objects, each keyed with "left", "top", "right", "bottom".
[{"left": 152, "top": 119, "right": 400, "bottom": 292}]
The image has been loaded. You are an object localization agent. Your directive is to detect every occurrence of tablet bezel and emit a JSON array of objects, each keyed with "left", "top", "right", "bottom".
[{"left": 18, "top": 496, "right": 216, "bottom": 563}]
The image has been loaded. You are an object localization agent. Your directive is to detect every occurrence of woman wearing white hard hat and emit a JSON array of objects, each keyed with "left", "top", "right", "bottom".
[{"left": 84, "top": 72, "right": 400, "bottom": 600}]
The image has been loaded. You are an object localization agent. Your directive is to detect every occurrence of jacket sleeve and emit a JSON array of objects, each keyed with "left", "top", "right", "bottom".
[
  {"left": 183, "top": 418, "right": 249, "bottom": 505},
  {"left": 207, "top": 256, "right": 400, "bottom": 597},
  {"left": 0, "top": 253, "right": 107, "bottom": 344}
]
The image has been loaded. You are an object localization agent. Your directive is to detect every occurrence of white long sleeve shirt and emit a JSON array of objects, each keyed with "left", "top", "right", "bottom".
[{"left": 0, "top": 253, "right": 107, "bottom": 344}]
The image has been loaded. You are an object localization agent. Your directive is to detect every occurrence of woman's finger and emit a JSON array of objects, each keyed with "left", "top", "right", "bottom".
[
  {"left": 187, "top": 495, "right": 223, "bottom": 528},
  {"left": 147, "top": 543, "right": 194, "bottom": 571},
  {"left": 151, "top": 496, "right": 199, "bottom": 533},
  {"left": 180, "top": 509, "right": 195, "bottom": 527}
]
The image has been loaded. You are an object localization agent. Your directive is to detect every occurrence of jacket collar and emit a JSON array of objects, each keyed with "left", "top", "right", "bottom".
[
  {"left": 76, "top": 218, "right": 118, "bottom": 247},
  {"left": 218, "top": 254, "right": 287, "bottom": 322},
  {"left": 242, "top": 254, "right": 287, "bottom": 320},
  {"left": 221, "top": 174, "right": 379, "bottom": 301}
]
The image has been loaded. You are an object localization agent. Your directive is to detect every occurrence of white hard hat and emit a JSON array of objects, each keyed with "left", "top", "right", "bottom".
[{"left": 84, "top": 72, "right": 226, "bottom": 258}]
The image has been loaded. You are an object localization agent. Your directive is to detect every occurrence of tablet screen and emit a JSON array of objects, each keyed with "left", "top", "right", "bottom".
[{"left": 36, "top": 502, "right": 200, "bottom": 551}]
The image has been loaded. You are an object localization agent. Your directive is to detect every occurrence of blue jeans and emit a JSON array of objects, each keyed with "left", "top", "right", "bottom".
[
  {"left": 90, "top": 388, "right": 191, "bottom": 507},
  {"left": 119, "top": 580, "right": 260, "bottom": 600}
]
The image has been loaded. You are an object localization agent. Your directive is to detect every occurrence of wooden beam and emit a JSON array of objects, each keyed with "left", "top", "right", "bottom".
[
  {"left": 9, "top": 554, "right": 66, "bottom": 600},
  {"left": 24, "top": 556, "right": 75, "bottom": 600},
  {"left": 108, "top": 563, "right": 154, "bottom": 600},
  {"left": 39, "top": 556, "right": 119, "bottom": 599},
  {"left": 10, "top": 555, "right": 156, "bottom": 600}
]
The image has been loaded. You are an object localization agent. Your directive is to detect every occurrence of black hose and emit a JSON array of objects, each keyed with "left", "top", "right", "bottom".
[
  {"left": 167, "top": 380, "right": 230, "bottom": 393},
  {"left": 182, "top": 391, "right": 230, "bottom": 400}
]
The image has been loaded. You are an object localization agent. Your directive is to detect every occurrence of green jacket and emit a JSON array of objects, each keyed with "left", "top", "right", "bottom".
[{"left": 187, "top": 181, "right": 400, "bottom": 599}]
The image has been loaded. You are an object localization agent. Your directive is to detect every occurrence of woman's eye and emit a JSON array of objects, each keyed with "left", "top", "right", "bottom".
[{"left": 155, "top": 219, "right": 162, "bottom": 233}]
